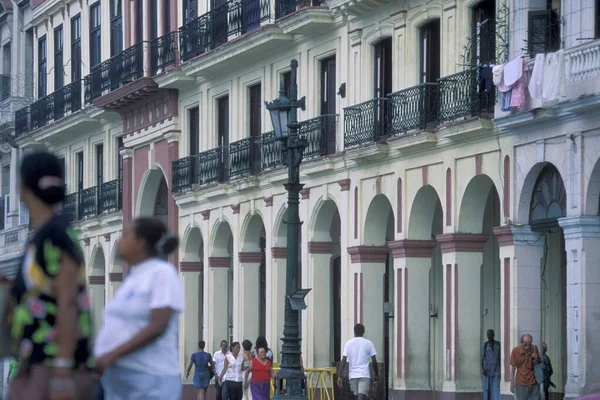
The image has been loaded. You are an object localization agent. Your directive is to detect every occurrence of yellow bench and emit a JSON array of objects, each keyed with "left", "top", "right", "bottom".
[{"left": 269, "top": 366, "right": 337, "bottom": 400}]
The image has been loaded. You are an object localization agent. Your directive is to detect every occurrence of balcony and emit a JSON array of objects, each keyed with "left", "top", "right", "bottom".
[
  {"left": 172, "top": 114, "right": 337, "bottom": 193},
  {"left": 343, "top": 67, "right": 494, "bottom": 149},
  {"left": 62, "top": 180, "right": 122, "bottom": 222},
  {"left": 151, "top": 32, "right": 180, "bottom": 76},
  {"left": 85, "top": 42, "right": 146, "bottom": 103},
  {"left": 179, "top": 0, "right": 271, "bottom": 63},
  {"left": 29, "top": 80, "right": 83, "bottom": 131}
]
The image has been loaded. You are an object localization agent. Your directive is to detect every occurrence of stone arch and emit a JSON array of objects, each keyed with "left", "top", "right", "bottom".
[
  {"left": 310, "top": 196, "right": 342, "bottom": 242},
  {"left": 406, "top": 4, "right": 443, "bottom": 28},
  {"left": 273, "top": 204, "right": 288, "bottom": 247},
  {"left": 240, "top": 212, "right": 267, "bottom": 252},
  {"left": 182, "top": 225, "right": 204, "bottom": 262},
  {"left": 585, "top": 157, "right": 600, "bottom": 215},
  {"left": 90, "top": 245, "right": 106, "bottom": 276},
  {"left": 108, "top": 239, "right": 122, "bottom": 273},
  {"left": 517, "top": 162, "right": 567, "bottom": 224},
  {"left": 362, "top": 23, "right": 395, "bottom": 46},
  {"left": 458, "top": 175, "right": 498, "bottom": 233},
  {"left": 363, "top": 194, "right": 394, "bottom": 246},
  {"left": 136, "top": 167, "right": 168, "bottom": 217},
  {"left": 210, "top": 219, "right": 233, "bottom": 257},
  {"left": 408, "top": 185, "right": 443, "bottom": 240}
]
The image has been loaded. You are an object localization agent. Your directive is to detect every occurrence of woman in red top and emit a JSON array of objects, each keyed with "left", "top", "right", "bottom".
[{"left": 244, "top": 347, "right": 274, "bottom": 400}]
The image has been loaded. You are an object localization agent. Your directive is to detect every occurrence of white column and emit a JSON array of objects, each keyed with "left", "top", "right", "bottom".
[
  {"left": 238, "top": 252, "right": 261, "bottom": 343},
  {"left": 181, "top": 261, "right": 203, "bottom": 382},
  {"left": 269, "top": 248, "right": 287, "bottom": 362},
  {"left": 208, "top": 257, "right": 231, "bottom": 351},
  {"left": 558, "top": 216, "right": 600, "bottom": 398}
]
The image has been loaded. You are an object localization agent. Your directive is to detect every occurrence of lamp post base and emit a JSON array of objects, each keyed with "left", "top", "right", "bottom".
[{"left": 272, "top": 368, "right": 307, "bottom": 400}]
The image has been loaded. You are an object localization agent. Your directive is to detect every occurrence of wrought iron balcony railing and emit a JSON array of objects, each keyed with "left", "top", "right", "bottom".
[
  {"left": 275, "top": 0, "right": 326, "bottom": 19},
  {"left": 298, "top": 114, "right": 337, "bottom": 158},
  {"left": 343, "top": 98, "right": 387, "bottom": 148},
  {"left": 85, "top": 41, "right": 146, "bottom": 103},
  {"left": 0, "top": 75, "right": 11, "bottom": 101},
  {"left": 437, "top": 68, "right": 494, "bottom": 125},
  {"left": 80, "top": 187, "right": 98, "bottom": 219},
  {"left": 260, "top": 131, "right": 284, "bottom": 171},
  {"left": 151, "top": 32, "right": 179, "bottom": 75},
  {"left": 99, "top": 179, "right": 122, "bottom": 214},
  {"left": 179, "top": 0, "right": 271, "bottom": 62},
  {"left": 229, "top": 136, "right": 260, "bottom": 179},
  {"left": 15, "top": 107, "right": 29, "bottom": 137},
  {"left": 29, "top": 80, "right": 84, "bottom": 131},
  {"left": 62, "top": 192, "right": 79, "bottom": 222},
  {"left": 386, "top": 83, "right": 438, "bottom": 137}
]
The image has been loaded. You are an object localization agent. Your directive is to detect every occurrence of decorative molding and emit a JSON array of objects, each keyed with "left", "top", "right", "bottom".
[
  {"left": 347, "top": 246, "right": 389, "bottom": 263},
  {"left": 436, "top": 233, "right": 489, "bottom": 253},
  {"left": 348, "top": 28, "right": 362, "bottom": 47},
  {"left": 180, "top": 261, "right": 203, "bottom": 272},
  {"left": 308, "top": 241, "right": 335, "bottom": 254},
  {"left": 89, "top": 275, "right": 105, "bottom": 285},
  {"left": 338, "top": 179, "right": 351, "bottom": 191},
  {"left": 493, "top": 226, "right": 514, "bottom": 247},
  {"left": 231, "top": 204, "right": 240, "bottom": 214},
  {"left": 493, "top": 225, "right": 542, "bottom": 247},
  {"left": 272, "top": 247, "right": 287, "bottom": 259},
  {"left": 208, "top": 257, "right": 231, "bottom": 268},
  {"left": 103, "top": 233, "right": 110, "bottom": 242},
  {"left": 201, "top": 210, "right": 210, "bottom": 220},
  {"left": 164, "top": 131, "right": 181, "bottom": 144},
  {"left": 558, "top": 216, "right": 600, "bottom": 239},
  {"left": 300, "top": 188, "right": 310, "bottom": 200},
  {"left": 388, "top": 240, "right": 437, "bottom": 258},
  {"left": 109, "top": 272, "right": 123, "bottom": 282},
  {"left": 264, "top": 197, "right": 273, "bottom": 207},
  {"left": 238, "top": 252, "right": 263, "bottom": 263}
]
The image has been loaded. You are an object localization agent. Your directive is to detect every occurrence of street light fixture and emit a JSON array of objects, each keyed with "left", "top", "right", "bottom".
[{"left": 265, "top": 59, "right": 310, "bottom": 400}]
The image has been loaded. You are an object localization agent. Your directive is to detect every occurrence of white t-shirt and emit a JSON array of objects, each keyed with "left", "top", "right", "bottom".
[
  {"left": 213, "top": 351, "right": 229, "bottom": 376},
  {"left": 223, "top": 353, "right": 245, "bottom": 382},
  {"left": 342, "top": 337, "right": 377, "bottom": 380},
  {"left": 94, "top": 258, "right": 184, "bottom": 376}
]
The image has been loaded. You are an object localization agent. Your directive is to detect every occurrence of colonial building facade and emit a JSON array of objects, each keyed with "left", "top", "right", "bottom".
[{"left": 2, "top": 0, "right": 599, "bottom": 399}]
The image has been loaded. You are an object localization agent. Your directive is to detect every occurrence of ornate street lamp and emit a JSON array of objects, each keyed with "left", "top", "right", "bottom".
[{"left": 265, "top": 59, "right": 310, "bottom": 400}]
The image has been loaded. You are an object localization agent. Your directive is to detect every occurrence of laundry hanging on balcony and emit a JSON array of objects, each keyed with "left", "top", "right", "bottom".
[
  {"left": 528, "top": 50, "right": 567, "bottom": 107},
  {"left": 493, "top": 56, "right": 525, "bottom": 111}
]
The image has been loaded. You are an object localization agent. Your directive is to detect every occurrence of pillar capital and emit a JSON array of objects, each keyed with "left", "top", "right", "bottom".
[
  {"left": 208, "top": 257, "right": 231, "bottom": 268},
  {"left": 308, "top": 241, "right": 335, "bottom": 254},
  {"left": 388, "top": 240, "right": 437, "bottom": 258},
  {"left": 493, "top": 225, "right": 542, "bottom": 247},
  {"left": 238, "top": 252, "right": 263, "bottom": 263},
  {"left": 435, "top": 233, "right": 488, "bottom": 253},
  {"left": 271, "top": 247, "right": 287, "bottom": 259},
  {"left": 347, "top": 246, "right": 388, "bottom": 263},
  {"left": 558, "top": 216, "right": 600, "bottom": 240},
  {"left": 180, "top": 261, "right": 203, "bottom": 272}
]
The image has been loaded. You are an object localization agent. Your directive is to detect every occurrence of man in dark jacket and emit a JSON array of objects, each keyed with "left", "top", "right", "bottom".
[{"left": 541, "top": 343, "right": 556, "bottom": 400}]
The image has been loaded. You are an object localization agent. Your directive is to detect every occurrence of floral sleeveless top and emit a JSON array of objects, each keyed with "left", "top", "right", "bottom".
[{"left": 9, "top": 214, "right": 93, "bottom": 370}]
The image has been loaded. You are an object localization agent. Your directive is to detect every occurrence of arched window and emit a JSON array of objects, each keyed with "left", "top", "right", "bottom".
[{"left": 529, "top": 164, "right": 566, "bottom": 229}]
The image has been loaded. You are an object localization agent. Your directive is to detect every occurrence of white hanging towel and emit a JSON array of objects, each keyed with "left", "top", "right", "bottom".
[
  {"left": 542, "top": 49, "right": 567, "bottom": 106},
  {"left": 503, "top": 56, "right": 523, "bottom": 88},
  {"left": 528, "top": 54, "right": 545, "bottom": 99},
  {"left": 493, "top": 64, "right": 511, "bottom": 93}
]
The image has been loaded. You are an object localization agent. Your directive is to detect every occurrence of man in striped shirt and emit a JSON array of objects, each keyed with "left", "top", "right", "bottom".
[{"left": 482, "top": 329, "right": 501, "bottom": 400}]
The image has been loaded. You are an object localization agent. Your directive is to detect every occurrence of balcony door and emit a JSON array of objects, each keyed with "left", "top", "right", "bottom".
[
  {"left": 373, "top": 38, "right": 392, "bottom": 138},
  {"left": 472, "top": 0, "right": 496, "bottom": 66},
  {"left": 111, "top": 0, "right": 123, "bottom": 56},
  {"left": 242, "top": 0, "right": 261, "bottom": 33},
  {"left": 189, "top": 107, "right": 200, "bottom": 156},
  {"left": 96, "top": 144, "right": 104, "bottom": 186},
  {"left": 76, "top": 152, "right": 84, "bottom": 217},
  {"left": 183, "top": 0, "right": 198, "bottom": 23},
  {"left": 249, "top": 84, "right": 261, "bottom": 172},
  {"left": 320, "top": 56, "right": 336, "bottom": 155},
  {"left": 150, "top": 0, "right": 159, "bottom": 41},
  {"left": 212, "top": 0, "right": 229, "bottom": 48},
  {"left": 218, "top": 96, "right": 229, "bottom": 181},
  {"left": 420, "top": 19, "right": 440, "bottom": 124}
]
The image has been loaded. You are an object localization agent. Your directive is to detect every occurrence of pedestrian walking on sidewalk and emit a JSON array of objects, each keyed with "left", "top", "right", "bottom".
[
  {"left": 94, "top": 217, "right": 183, "bottom": 400},
  {"left": 253, "top": 337, "right": 273, "bottom": 362},
  {"left": 241, "top": 340, "right": 253, "bottom": 400},
  {"left": 482, "top": 329, "right": 501, "bottom": 400},
  {"left": 510, "top": 334, "right": 542, "bottom": 400},
  {"left": 245, "top": 347, "right": 274, "bottom": 400},
  {"left": 337, "top": 324, "right": 379, "bottom": 400},
  {"left": 541, "top": 343, "right": 556, "bottom": 400},
  {"left": 219, "top": 342, "right": 245, "bottom": 400},
  {"left": 214, "top": 340, "right": 230, "bottom": 400},
  {"left": 186, "top": 340, "right": 215, "bottom": 400},
  {"left": 5, "top": 151, "right": 95, "bottom": 400}
]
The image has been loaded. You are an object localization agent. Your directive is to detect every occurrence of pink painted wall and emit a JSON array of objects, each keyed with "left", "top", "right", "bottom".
[{"left": 133, "top": 145, "right": 150, "bottom": 208}]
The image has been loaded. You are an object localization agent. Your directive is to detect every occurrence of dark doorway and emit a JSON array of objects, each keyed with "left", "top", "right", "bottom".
[
  {"left": 249, "top": 84, "right": 262, "bottom": 172},
  {"left": 189, "top": 106, "right": 200, "bottom": 156},
  {"left": 217, "top": 96, "right": 230, "bottom": 182},
  {"left": 420, "top": 20, "right": 441, "bottom": 83},
  {"left": 150, "top": 0, "right": 159, "bottom": 40},
  {"left": 320, "top": 56, "right": 336, "bottom": 155},
  {"left": 212, "top": 0, "right": 229, "bottom": 48},
  {"left": 373, "top": 38, "right": 392, "bottom": 139},
  {"left": 472, "top": 0, "right": 496, "bottom": 66},
  {"left": 183, "top": 0, "right": 198, "bottom": 23}
]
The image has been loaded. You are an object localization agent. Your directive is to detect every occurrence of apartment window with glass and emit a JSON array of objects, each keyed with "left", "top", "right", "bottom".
[
  {"left": 111, "top": 0, "right": 123, "bottom": 56},
  {"left": 38, "top": 36, "right": 47, "bottom": 98},
  {"left": 71, "top": 15, "right": 81, "bottom": 81},
  {"left": 90, "top": 3, "right": 102, "bottom": 68},
  {"left": 54, "top": 26, "right": 64, "bottom": 90},
  {"left": 528, "top": 0, "right": 560, "bottom": 55}
]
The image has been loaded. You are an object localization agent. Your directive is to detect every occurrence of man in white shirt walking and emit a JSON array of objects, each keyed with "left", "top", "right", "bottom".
[
  {"left": 337, "top": 324, "right": 379, "bottom": 400},
  {"left": 214, "top": 340, "right": 230, "bottom": 400}
]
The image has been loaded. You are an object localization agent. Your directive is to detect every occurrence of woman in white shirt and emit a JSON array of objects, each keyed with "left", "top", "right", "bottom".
[
  {"left": 94, "top": 217, "right": 184, "bottom": 400},
  {"left": 219, "top": 342, "right": 245, "bottom": 400}
]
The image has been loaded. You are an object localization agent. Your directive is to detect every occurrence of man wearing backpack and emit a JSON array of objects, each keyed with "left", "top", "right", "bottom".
[{"left": 482, "top": 329, "right": 501, "bottom": 400}]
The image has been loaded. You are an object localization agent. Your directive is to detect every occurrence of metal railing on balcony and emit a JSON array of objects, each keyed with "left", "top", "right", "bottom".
[
  {"left": 179, "top": 0, "right": 271, "bottom": 62},
  {"left": 0, "top": 75, "right": 11, "bottom": 101},
  {"left": 196, "top": 147, "right": 226, "bottom": 185},
  {"left": 99, "top": 179, "right": 122, "bottom": 214},
  {"left": 437, "top": 68, "right": 494, "bottom": 125},
  {"left": 229, "top": 136, "right": 261, "bottom": 179},
  {"left": 80, "top": 187, "right": 98, "bottom": 219},
  {"left": 343, "top": 98, "right": 387, "bottom": 148},
  {"left": 29, "top": 80, "right": 84, "bottom": 131},
  {"left": 275, "top": 0, "right": 326, "bottom": 19},
  {"left": 260, "top": 131, "right": 284, "bottom": 171},
  {"left": 151, "top": 32, "right": 179, "bottom": 75},
  {"left": 298, "top": 114, "right": 337, "bottom": 158},
  {"left": 62, "top": 193, "right": 79, "bottom": 222},
  {"left": 30, "top": 94, "right": 54, "bottom": 131},
  {"left": 386, "top": 83, "right": 438, "bottom": 137},
  {"left": 15, "top": 107, "right": 29, "bottom": 137},
  {"left": 85, "top": 41, "right": 146, "bottom": 103}
]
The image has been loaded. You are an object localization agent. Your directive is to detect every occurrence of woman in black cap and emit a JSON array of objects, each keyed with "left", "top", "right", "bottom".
[{"left": 5, "top": 151, "right": 95, "bottom": 399}]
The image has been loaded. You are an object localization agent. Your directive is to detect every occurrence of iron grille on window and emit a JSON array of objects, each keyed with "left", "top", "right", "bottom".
[{"left": 527, "top": 9, "right": 561, "bottom": 56}]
